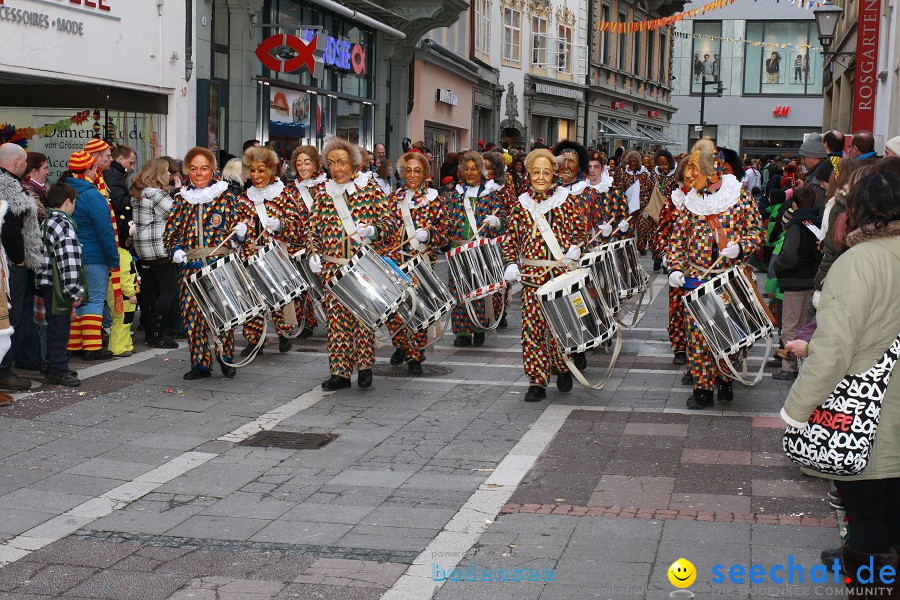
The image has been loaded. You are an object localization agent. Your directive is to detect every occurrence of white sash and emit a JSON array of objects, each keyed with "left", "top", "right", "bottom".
[
  {"left": 462, "top": 188, "right": 480, "bottom": 240},
  {"left": 400, "top": 191, "right": 420, "bottom": 251},
  {"left": 298, "top": 185, "right": 314, "bottom": 211},
  {"left": 331, "top": 189, "right": 362, "bottom": 243},
  {"left": 534, "top": 213, "right": 564, "bottom": 262},
  {"left": 252, "top": 200, "right": 270, "bottom": 228}
]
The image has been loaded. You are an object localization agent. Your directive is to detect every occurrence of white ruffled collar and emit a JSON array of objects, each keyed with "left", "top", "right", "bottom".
[
  {"left": 562, "top": 180, "right": 588, "bottom": 195},
  {"left": 404, "top": 187, "right": 438, "bottom": 209},
  {"left": 456, "top": 180, "right": 500, "bottom": 198},
  {"left": 326, "top": 178, "right": 357, "bottom": 199},
  {"left": 624, "top": 166, "right": 649, "bottom": 176},
  {"left": 683, "top": 175, "right": 743, "bottom": 216},
  {"left": 354, "top": 171, "right": 373, "bottom": 187},
  {"left": 246, "top": 179, "right": 285, "bottom": 204},
  {"left": 654, "top": 167, "right": 676, "bottom": 177},
  {"left": 179, "top": 180, "right": 229, "bottom": 205},
  {"left": 588, "top": 170, "right": 614, "bottom": 194},
  {"left": 297, "top": 173, "right": 326, "bottom": 189},
  {"left": 671, "top": 188, "right": 687, "bottom": 210},
  {"left": 518, "top": 186, "right": 569, "bottom": 218}
]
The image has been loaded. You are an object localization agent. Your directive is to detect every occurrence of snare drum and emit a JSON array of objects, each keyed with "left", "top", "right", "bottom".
[
  {"left": 446, "top": 237, "right": 507, "bottom": 302},
  {"left": 608, "top": 238, "right": 649, "bottom": 300},
  {"left": 398, "top": 255, "right": 455, "bottom": 333},
  {"left": 326, "top": 245, "right": 415, "bottom": 330},
  {"left": 245, "top": 242, "right": 307, "bottom": 310},
  {"left": 683, "top": 266, "right": 774, "bottom": 383},
  {"left": 536, "top": 268, "right": 618, "bottom": 355},
  {"left": 579, "top": 245, "right": 621, "bottom": 315},
  {"left": 187, "top": 254, "right": 266, "bottom": 337},
  {"left": 292, "top": 248, "right": 326, "bottom": 302}
]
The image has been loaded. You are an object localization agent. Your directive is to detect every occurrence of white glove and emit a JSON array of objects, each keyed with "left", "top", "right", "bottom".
[
  {"left": 485, "top": 215, "right": 501, "bottom": 229},
  {"left": 128, "top": 221, "right": 136, "bottom": 237},
  {"left": 356, "top": 223, "right": 376, "bottom": 239},
  {"left": 668, "top": 270, "right": 685, "bottom": 288},
  {"left": 265, "top": 217, "right": 281, "bottom": 231},
  {"left": 233, "top": 222, "right": 248, "bottom": 239},
  {"left": 721, "top": 241, "right": 741, "bottom": 259},
  {"left": 661, "top": 256, "right": 668, "bottom": 269},
  {"left": 308, "top": 254, "right": 323, "bottom": 274},
  {"left": 565, "top": 245, "right": 581, "bottom": 261},
  {"left": 503, "top": 263, "right": 520, "bottom": 282},
  {"left": 599, "top": 222, "right": 614, "bottom": 238},
  {"left": 413, "top": 228, "right": 429, "bottom": 243},
  {"left": 172, "top": 249, "right": 187, "bottom": 264},
  {"left": 618, "top": 220, "right": 630, "bottom": 233},
  {"left": 812, "top": 290, "right": 820, "bottom": 309}
]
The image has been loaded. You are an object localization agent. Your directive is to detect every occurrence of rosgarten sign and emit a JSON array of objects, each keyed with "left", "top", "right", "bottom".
[{"left": 852, "top": 0, "right": 880, "bottom": 131}]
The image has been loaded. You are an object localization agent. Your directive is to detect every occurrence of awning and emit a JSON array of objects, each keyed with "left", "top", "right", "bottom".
[
  {"left": 598, "top": 119, "right": 644, "bottom": 140},
  {"left": 637, "top": 126, "right": 678, "bottom": 145}
]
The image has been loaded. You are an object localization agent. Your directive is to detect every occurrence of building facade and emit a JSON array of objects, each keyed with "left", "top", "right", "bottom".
[
  {"left": 670, "top": 1, "right": 824, "bottom": 157},
  {"left": 0, "top": 0, "right": 191, "bottom": 176}
]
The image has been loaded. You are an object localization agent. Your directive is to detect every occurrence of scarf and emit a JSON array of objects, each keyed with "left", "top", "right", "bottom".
[
  {"left": 94, "top": 167, "right": 109, "bottom": 200},
  {"left": 73, "top": 171, "right": 123, "bottom": 314}
]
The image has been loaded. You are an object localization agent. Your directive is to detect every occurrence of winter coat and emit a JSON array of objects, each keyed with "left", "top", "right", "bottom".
[
  {"left": 802, "top": 159, "right": 833, "bottom": 209},
  {"left": 67, "top": 177, "right": 118, "bottom": 268},
  {"left": 782, "top": 220, "right": 900, "bottom": 481},
  {"left": 773, "top": 207, "right": 822, "bottom": 291},
  {"left": 133, "top": 187, "right": 173, "bottom": 262},
  {"left": 0, "top": 167, "right": 42, "bottom": 272},
  {"left": 814, "top": 190, "right": 848, "bottom": 291},
  {"left": 103, "top": 161, "right": 133, "bottom": 247}
]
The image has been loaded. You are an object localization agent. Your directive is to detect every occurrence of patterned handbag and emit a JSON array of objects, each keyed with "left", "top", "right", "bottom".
[{"left": 782, "top": 332, "right": 900, "bottom": 476}]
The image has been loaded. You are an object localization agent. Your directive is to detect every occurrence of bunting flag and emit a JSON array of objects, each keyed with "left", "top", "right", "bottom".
[
  {"left": 595, "top": 0, "right": 736, "bottom": 33},
  {"left": 673, "top": 30, "right": 823, "bottom": 51}
]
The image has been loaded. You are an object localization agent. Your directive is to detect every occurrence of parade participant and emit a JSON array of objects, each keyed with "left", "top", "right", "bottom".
[
  {"left": 164, "top": 147, "right": 247, "bottom": 380},
  {"left": 614, "top": 150, "right": 653, "bottom": 254},
  {"left": 236, "top": 146, "right": 299, "bottom": 356},
  {"left": 484, "top": 152, "right": 513, "bottom": 329},
  {"left": 650, "top": 150, "right": 678, "bottom": 272},
  {"left": 502, "top": 149, "right": 588, "bottom": 402},
  {"left": 446, "top": 151, "right": 506, "bottom": 347},
  {"left": 282, "top": 145, "right": 325, "bottom": 339},
  {"left": 305, "top": 138, "right": 399, "bottom": 390},
  {"left": 667, "top": 139, "right": 765, "bottom": 409},
  {"left": 585, "top": 148, "right": 630, "bottom": 239},
  {"left": 384, "top": 152, "right": 448, "bottom": 375}
]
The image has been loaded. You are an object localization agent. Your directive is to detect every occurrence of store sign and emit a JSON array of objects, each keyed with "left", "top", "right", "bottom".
[
  {"left": 0, "top": 2, "right": 89, "bottom": 33},
  {"left": 773, "top": 105, "right": 790, "bottom": 117},
  {"left": 301, "top": 29, "right": 367, "bottom": 76},
  {"left": 852, "top": 0, "right": 880, "bottom": 131},
  {"left": 436, "top": 89, "right": 459, "bottom": 106},
  {"left": 535, "top": 83, "right": 584, "bottom": 102},
  {"left": 256, "top": 33, "right": 325, "bottom": 78}
]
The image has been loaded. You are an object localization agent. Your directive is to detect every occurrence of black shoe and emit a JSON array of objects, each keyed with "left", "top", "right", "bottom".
[
  {"left": 166, "top": 330, "right": 186, "bottom": 339},
  {"left": 216, "top": 356, "right": 236, "bottom": 379},
  {"left": 772, "top": 370, "right": 798, "bottom": 381},
  {"left": 183, "top": 367, "right": 212, "bottom": 380},
  {"left": 240, "top": 345, "right": 260, "bottom": 358},
  {"left": 407, "top": 360, "right": 423, "bottom": 376},
  {"left": 573, "top": 352, "right": 587, "bottom": 371},
  {"left": 473, "top": 332, "right": 485, "bottom": 347},
  {"left": 148, "top": 336, "right": 179, "bottom": 349},
  {"left": 717, "top": 379, "right": 734, "bottom": 403},
  {"left": 0, "top": 375, "right": 31, "bottom": 392},
  {"left": 358, "top": 369, "right": 373, "bottom": 388},
  {"left": 673, "top": 351, "right": 687, "bottom": 365},
  {"left": 686, "top": 388, "right": 715, "bottom": 410},
  {"left": 14, "top": 361, "right": 44, "bottom": 372},
  {"left": 82, "top": 349, "right": 113, "bottom": 361},
  {"left": 653, "top": 258, "right": 662, "bottom": 272},
  {"left": 639, "top": 249, "right": 647, "bottom": 256},
  {"left": 279, "top": 337, "right": 293, "bottom": 353},
  {"left": 390, "top": 347, "right": 406, "bottom": 365},
  {"left": 556, "top": 372, "right": 573, "bottom": 393},
  {"left": 46, "top": 373, "right": 81, "bottom": 387},
  {"left": 681, "top": 371, "right": 694, "bottom": 386},
  {"left": 821, "top": 547, "right": 842, "bottom": 570},
  {"left": 454, "top": 336, "right": 472, "bottom": 347},
  {"left": 498, "top": 316, "right": 508, "bottom": 329},
  {"left": 298, "top": 327, "right": 314, "bottom": 339},
  {"left": 524, "top": 385, "right": 547, "bottom": 402},
  {"left": 321, "top": 374, "right": 351, "bottom": 390},
  {"left": 67, "top": 350, "right": 82, "bottom": 358}
]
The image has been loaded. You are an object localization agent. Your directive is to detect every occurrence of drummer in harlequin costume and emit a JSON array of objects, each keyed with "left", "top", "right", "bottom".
[
  {"left": 502, "top": 149, "right": 588, "bottom": 403},
  {"left": 281, "top": 145, "right": 325, "bottom": 339},
  {"left": 384, "top": 152, "right": 448, "bottom": 375},
  {"left": 484, "top": 152, "right": 513, "bottom": 329},
  {"left": 235, "top": 146, "right": 299, "bottom": 356},
  {"left": 164, "top": 147, "right": 248, "bottom": 380},
  {"left": 656, "top": 158, "right": 691, "bottom": 371},
  {"left": 613, "top": 150, "right": 653, "bottom": 255},
  {"left": 305, "top": 138, "right": 399, "bottom": 390},
  {"left": 649, "top": 150, "right": 678, "bottom": 272},
  {"left": 446, "top": 151, "right": 507, "bottom": 347},
  {"left": 666, "top": 139, "right": 765, "bottom": 409},
  {"left": 585, "top": 148, "right": 632, "bottom": 240}
]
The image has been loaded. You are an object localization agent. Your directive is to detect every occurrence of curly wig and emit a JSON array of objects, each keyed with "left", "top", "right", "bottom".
[
  {"left": 457, "top": 151, "right": 486, "bottom": 178},
  {"left": 396, "top": 152, "right": 432, "bottom": 180},
  {"left": 322, "top": 137, "right": 362, "bottom": 169},
  {"left": 182, "top": 147, "right": 217, "bottom": 175},
  {"left": 242, "top": 146, "right": 279, "bottom": 172},
  {"left": 483, "top": 151, "right": 507, "bottom": 184},
  {"left": 290, "top": 145, "right": 321, "bottom": 175}
]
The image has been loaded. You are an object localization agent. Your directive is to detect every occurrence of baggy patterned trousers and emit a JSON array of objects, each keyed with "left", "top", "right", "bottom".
[
  {"left": 668, "top": 287, "right": 687, "bottom": 354},
  {"left": 387, "top": 314, "right": 425, "bottom": 363},
  {"left": 242, "top": 300, "right": 311, "bottom": 345},
  {"left": 521, "top": 286, "right": 568, "bottom": 387},
  {"left": 448, "top": 275, "right": 485, "bottom": 337},
  {"left": 179, "top": 271, "right": 234, "bottom": 370},
  {"left": 633, "top": 213, "right": 654, "bottom": 252},
  {"left": 686, "top": 309, "right": 731, "bottom": 391},
  {"left": 324, "top": 293, "right": 374, "bottom": 377}
]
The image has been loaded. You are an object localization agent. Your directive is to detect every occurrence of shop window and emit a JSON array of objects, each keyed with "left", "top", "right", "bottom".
[
  {"left": 617, "top": 12, "right": 627, "bottom": 71},
  {"left": 647, "top": 30, "right": 656, "bottom": 81},
  {"left": 659, "top": 30, "right": 669, "bottom": 84},
  {"left": 633, "top": 29, "right": 643, "bottom": 77},
  {"left": 691, "top": 21, "right": 722, "bottom": 93},
  {"left": 688, "top": 124, "right": 718, "bottom": 148},
  {"left": 555, "top": 24, "right": 572, "bottom": 72},
  {"left": 503, "top": 7, "right": 522, "bottom": 62},
  {"left": 743, "top": 21, "right": 822, "bottom": 96},
  {"left": 532, "top": 15, "right": 548, "bottom": 66},
  {"left": 741, "top": 126, "right": 809, "bottom": 156},
  {"left": 475, "top": 0, "right": 491, "bottom": 54}
]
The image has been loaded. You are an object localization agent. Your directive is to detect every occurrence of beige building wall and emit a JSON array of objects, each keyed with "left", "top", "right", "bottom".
[{"left": 409, "top": 60, "right": 474, "bottom": 149}]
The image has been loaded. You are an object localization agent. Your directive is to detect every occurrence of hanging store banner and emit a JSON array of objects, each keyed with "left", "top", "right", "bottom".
[{"left": 851, "top": 0, "right": 880, "bottom": 132}]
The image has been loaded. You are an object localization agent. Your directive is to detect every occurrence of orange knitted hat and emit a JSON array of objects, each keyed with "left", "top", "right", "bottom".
[
  {"left": 84, "top": 138, "right": 110, "bottom": 154},
  {"left": 69, "top": 150, "right": 96, "bottom": 171}
]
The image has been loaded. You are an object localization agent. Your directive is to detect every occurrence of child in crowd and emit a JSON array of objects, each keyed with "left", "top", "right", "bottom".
[
  {"left": 37, "top": 183, "right": 84, "bottom": 387},
  {"left": 106, "top": 246, "right": 139, "bottom": 357}
]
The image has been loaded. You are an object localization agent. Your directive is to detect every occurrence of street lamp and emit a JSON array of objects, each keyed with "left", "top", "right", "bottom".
[
  {"left": 813, "top": 0, "right": 843, "bottom": 53},
  {"left": 699, "top": 75, "right": 725, "bottom": 128}
]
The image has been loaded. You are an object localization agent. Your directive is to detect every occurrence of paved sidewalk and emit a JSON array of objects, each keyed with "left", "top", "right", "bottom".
[{"left": 0, "top": 258, "right": 844, "bottom": 599}]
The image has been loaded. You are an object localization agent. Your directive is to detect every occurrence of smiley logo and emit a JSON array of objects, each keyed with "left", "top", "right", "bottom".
[{"left": 668, "top": 558, "right": 696, "bottom": 588}]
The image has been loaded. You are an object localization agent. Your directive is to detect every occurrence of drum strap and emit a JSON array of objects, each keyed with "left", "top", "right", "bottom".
[
  {"left": 251, "top": 200, "right": 270, "bottom": 231},
  {"left": 332, "top": 190, "right": 363, "bottom": 244},
  {"left": 399, "top": 195, "right": 421, "bottom": 252},
  {"left": 298, "top": 185, "right": 314, "bottom": 211},
  {"left": 689, "top": 261, "right": 727, "bottom": 276},
  {"left": 187, "top": 247, "right": 228, "bottom": 260},
  {"left": 521, "top": 258, "right": 558, "bottom": 267},
  {"left": 323, "top": 255, "right": 350, "bottom": 266},
  {"left": 534, "top": 213, "right": 565, "bottom": 262}
]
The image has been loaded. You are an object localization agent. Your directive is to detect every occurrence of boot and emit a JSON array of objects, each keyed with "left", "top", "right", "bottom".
[
  {"left": 454, "top": 335, "right": 471, "bottom": 347},
  {"left": 573, "top": 352, "right": 587, "bottom": 371},
  {"left": 717, "top": 378, "right": 734, "bottom": 403},
  {"left": 686, "top": 388, "right": 714, "bottom": 410},
  {"left": 278, "top": 336, "right": 292, "bottom": 353},
  {"left": 183, "top": 367, "right": 211, "bottom": 380},
  {"left": 524, "top": 385, "right": 547, "bottom": 402},
  {"left": 321, "top": 374, "right": 351, "bottom": 390},
  {"left": 357, "top": 369, "right": 373, "bottom": 388},
  {"left": 216, "top": 356, "right": 236, "bottom": 379},
  {"left": 390, "top": 347, "right": 406, "bottom": 365},
  {"left": 298, "top": 327, "right": 314, "bottom": 339},
  {"left": 473, "top": 332, "right": 485, "bottom": 347},
  {"left": 407, "top": 360, "right": 423, "bottom": 376},
  {"left": 681, "top": 371, "right": 694, "bottom": 386},
  {"left": 556, "top": 372, "right": 573, "bottom": 393},
  {"left": 498, "top": 315, "right": 508, "bottom": 328},
  {"left": 673, "top": 351, "right": 687, "bottom": 365},
  {"left": 841, "top": 544, "right": 899, "bottom": 598},
  {"left": 147, "top": 315, "right": 178, "bottom": 348}
]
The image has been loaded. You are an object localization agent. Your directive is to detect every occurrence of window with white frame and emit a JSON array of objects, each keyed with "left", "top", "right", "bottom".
[
  {"left": 556, "top": 24, "right": 572, "bottom": 72},
  {"left": 600, "top": 4, "right": 611, "bottom": 65},
  {"left": 474, "top": 0, "right": 491, "bottom": 54},
  {"left": 532, "top": 15, "right": 548, "bottom": 66},
  {"left": 503, "top": 7, "right": 522, "bottom": 62}
]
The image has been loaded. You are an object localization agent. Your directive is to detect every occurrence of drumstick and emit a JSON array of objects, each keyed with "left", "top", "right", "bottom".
[
  {"left": 586, "top": 214, "right": 634, "bottom": 248},
  {"left": 700, "top": 255, "right": 725, "bottom": 279},
  {"left": 387, "top": 227, "right": 431, "bottom": 254},
  {"left": 473, "top": 211, "right": 499, "bottom": 241},
  {"left": 209, "top": 226, "right": 242, "bottom": 256}
]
